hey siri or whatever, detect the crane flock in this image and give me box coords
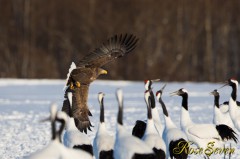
[25,77,240,159]
[24,30,239,159]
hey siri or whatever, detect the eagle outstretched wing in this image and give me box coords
[63,33,139,133]
[77,34,139,68]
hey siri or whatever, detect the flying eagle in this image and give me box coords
[62,34,139,133]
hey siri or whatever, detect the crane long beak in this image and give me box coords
[160,83,167,92]
[151,79,160,82]
[40,116,51,123]
[170,90,179,96]
[218,81,229,89]
[209,91,214,95]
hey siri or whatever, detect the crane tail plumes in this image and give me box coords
[132,120,147,139]
[216,124,238,143]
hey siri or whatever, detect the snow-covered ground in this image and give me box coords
[0,79,239,159]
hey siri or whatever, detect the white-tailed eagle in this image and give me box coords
[62,34,139,133]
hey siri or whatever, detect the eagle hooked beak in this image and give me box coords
[99,69,108,75]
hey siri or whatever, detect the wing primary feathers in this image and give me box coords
[126,34,135,46]
[113,34,117,49]
[126,38,139,53]
[119,34,123,43]
[127,44,137,54]
[100,44,110,54]
[115,35,120,49]
[108,37,113,51]
[125,34,133,45]
[77,33,139,67]
[121,34,128,45]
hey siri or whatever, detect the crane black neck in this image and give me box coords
[231,84,237,101]
[100,98,105,123]
[158,97,169,117]
[214,95,220,108]
[181,93,188,111]
[146,97,153,120]
[149,91,156,109]
[51,120,56,140]
[56,119,65,143]
[117,104,123,125]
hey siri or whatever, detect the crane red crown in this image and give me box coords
[144,80,149,84]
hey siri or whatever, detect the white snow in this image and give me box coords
[0,78,239,159]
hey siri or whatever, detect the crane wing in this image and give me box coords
[188,124,220,140]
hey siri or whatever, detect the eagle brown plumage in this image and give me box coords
[62,34,139,133]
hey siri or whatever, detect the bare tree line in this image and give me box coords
[0,0,239,82]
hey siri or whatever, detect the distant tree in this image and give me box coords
[0,0,239,81]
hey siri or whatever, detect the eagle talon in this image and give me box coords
[75,81,81,88]
[70,82,74,90]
